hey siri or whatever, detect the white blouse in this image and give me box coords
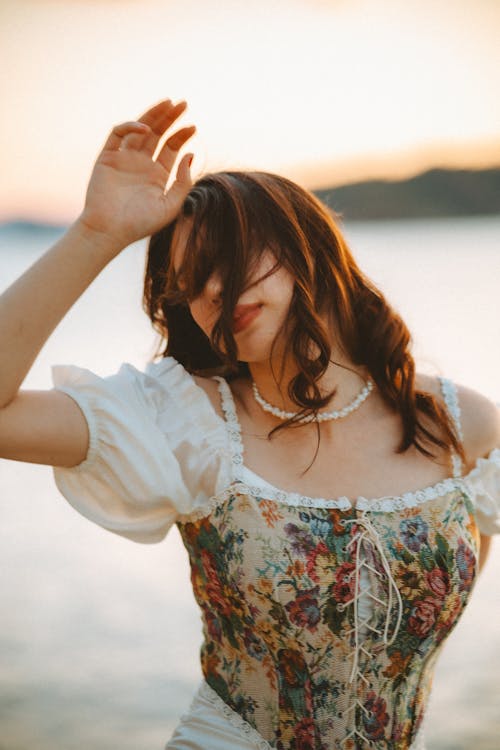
[51,356,500,542]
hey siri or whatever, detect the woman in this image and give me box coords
[1,98,499,750]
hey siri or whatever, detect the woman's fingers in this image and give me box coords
[155,125,197,172]
[123,99,189,154]
[102,99,196,179]
[102,121,151,153]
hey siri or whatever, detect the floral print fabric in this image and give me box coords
[178,481,479,749]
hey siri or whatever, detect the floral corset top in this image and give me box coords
[177,376,481,750]
[51,359,500,750]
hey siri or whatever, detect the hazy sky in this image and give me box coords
[1,0,499,223]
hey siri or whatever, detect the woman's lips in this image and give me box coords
[233,304,262,333]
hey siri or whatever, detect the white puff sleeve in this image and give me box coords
[51,357,231,543]
[463,448,500,535]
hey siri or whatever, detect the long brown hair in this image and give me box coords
[143,170,465,472]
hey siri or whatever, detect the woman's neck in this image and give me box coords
[246,355,372,421]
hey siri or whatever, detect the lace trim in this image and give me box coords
[199,680,273,750]
[438,376,464,442]
[438,376,464,478]
[213,376,245,467]
[207,376,465,515]
[177,476,466,524]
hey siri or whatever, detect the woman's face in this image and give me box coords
[170,219,296,364]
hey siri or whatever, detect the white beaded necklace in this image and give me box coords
[251,376,374,423]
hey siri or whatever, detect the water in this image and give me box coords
[0,217,499,750]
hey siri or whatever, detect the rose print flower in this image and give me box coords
[306,541,335,584]
[426,567,450,600]
[399,516,429,552]
[408,597,439,638]
[333,562,356,604]
[292,717,317,750]
[285,586,321,630]
[456,538,476,592]
[362,691,389,740]
[395,561,424,599]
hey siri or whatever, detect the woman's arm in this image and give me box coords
[0,98,195,467]
[0,221,121,409]
[0,221,125,467]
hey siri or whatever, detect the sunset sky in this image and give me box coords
[1,0,499,224]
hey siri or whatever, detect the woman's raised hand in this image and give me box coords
[77,98,196,251]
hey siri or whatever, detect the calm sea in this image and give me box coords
[0,217,499,750]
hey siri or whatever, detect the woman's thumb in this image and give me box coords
[166,153,194,213]
[178,152,194,184]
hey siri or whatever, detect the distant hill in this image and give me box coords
[314,167,500,221]
[0,220,68,236]
[1,167,499,233]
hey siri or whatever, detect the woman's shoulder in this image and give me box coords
[191,374,225,421]
[415,371,500,472]
[144,357,230,428]
[452,380,500,469]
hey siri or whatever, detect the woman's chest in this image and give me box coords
[237,416,453,502]
[179,489,480,644]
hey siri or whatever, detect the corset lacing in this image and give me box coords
[339,511,404,746]
[209,374,464,748]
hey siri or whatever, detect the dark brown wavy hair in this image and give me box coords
[143,170,465,472]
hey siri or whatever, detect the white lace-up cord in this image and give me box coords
[342,513,403,681]
[339,512,404,747]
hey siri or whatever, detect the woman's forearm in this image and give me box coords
[0,100,195,410]
[0,219,123,408]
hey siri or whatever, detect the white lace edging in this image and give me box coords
[355,478,463,512]
[213,375,245,457]
[180,375,466,518]
[176,476,466,524]
[199,680,273,750]
[207,374,496,518]
[438,376,464,443]
[438,376,464,479]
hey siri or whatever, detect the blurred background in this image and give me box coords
[0,1,499,748]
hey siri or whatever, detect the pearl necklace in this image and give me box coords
[251,377,374,423]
